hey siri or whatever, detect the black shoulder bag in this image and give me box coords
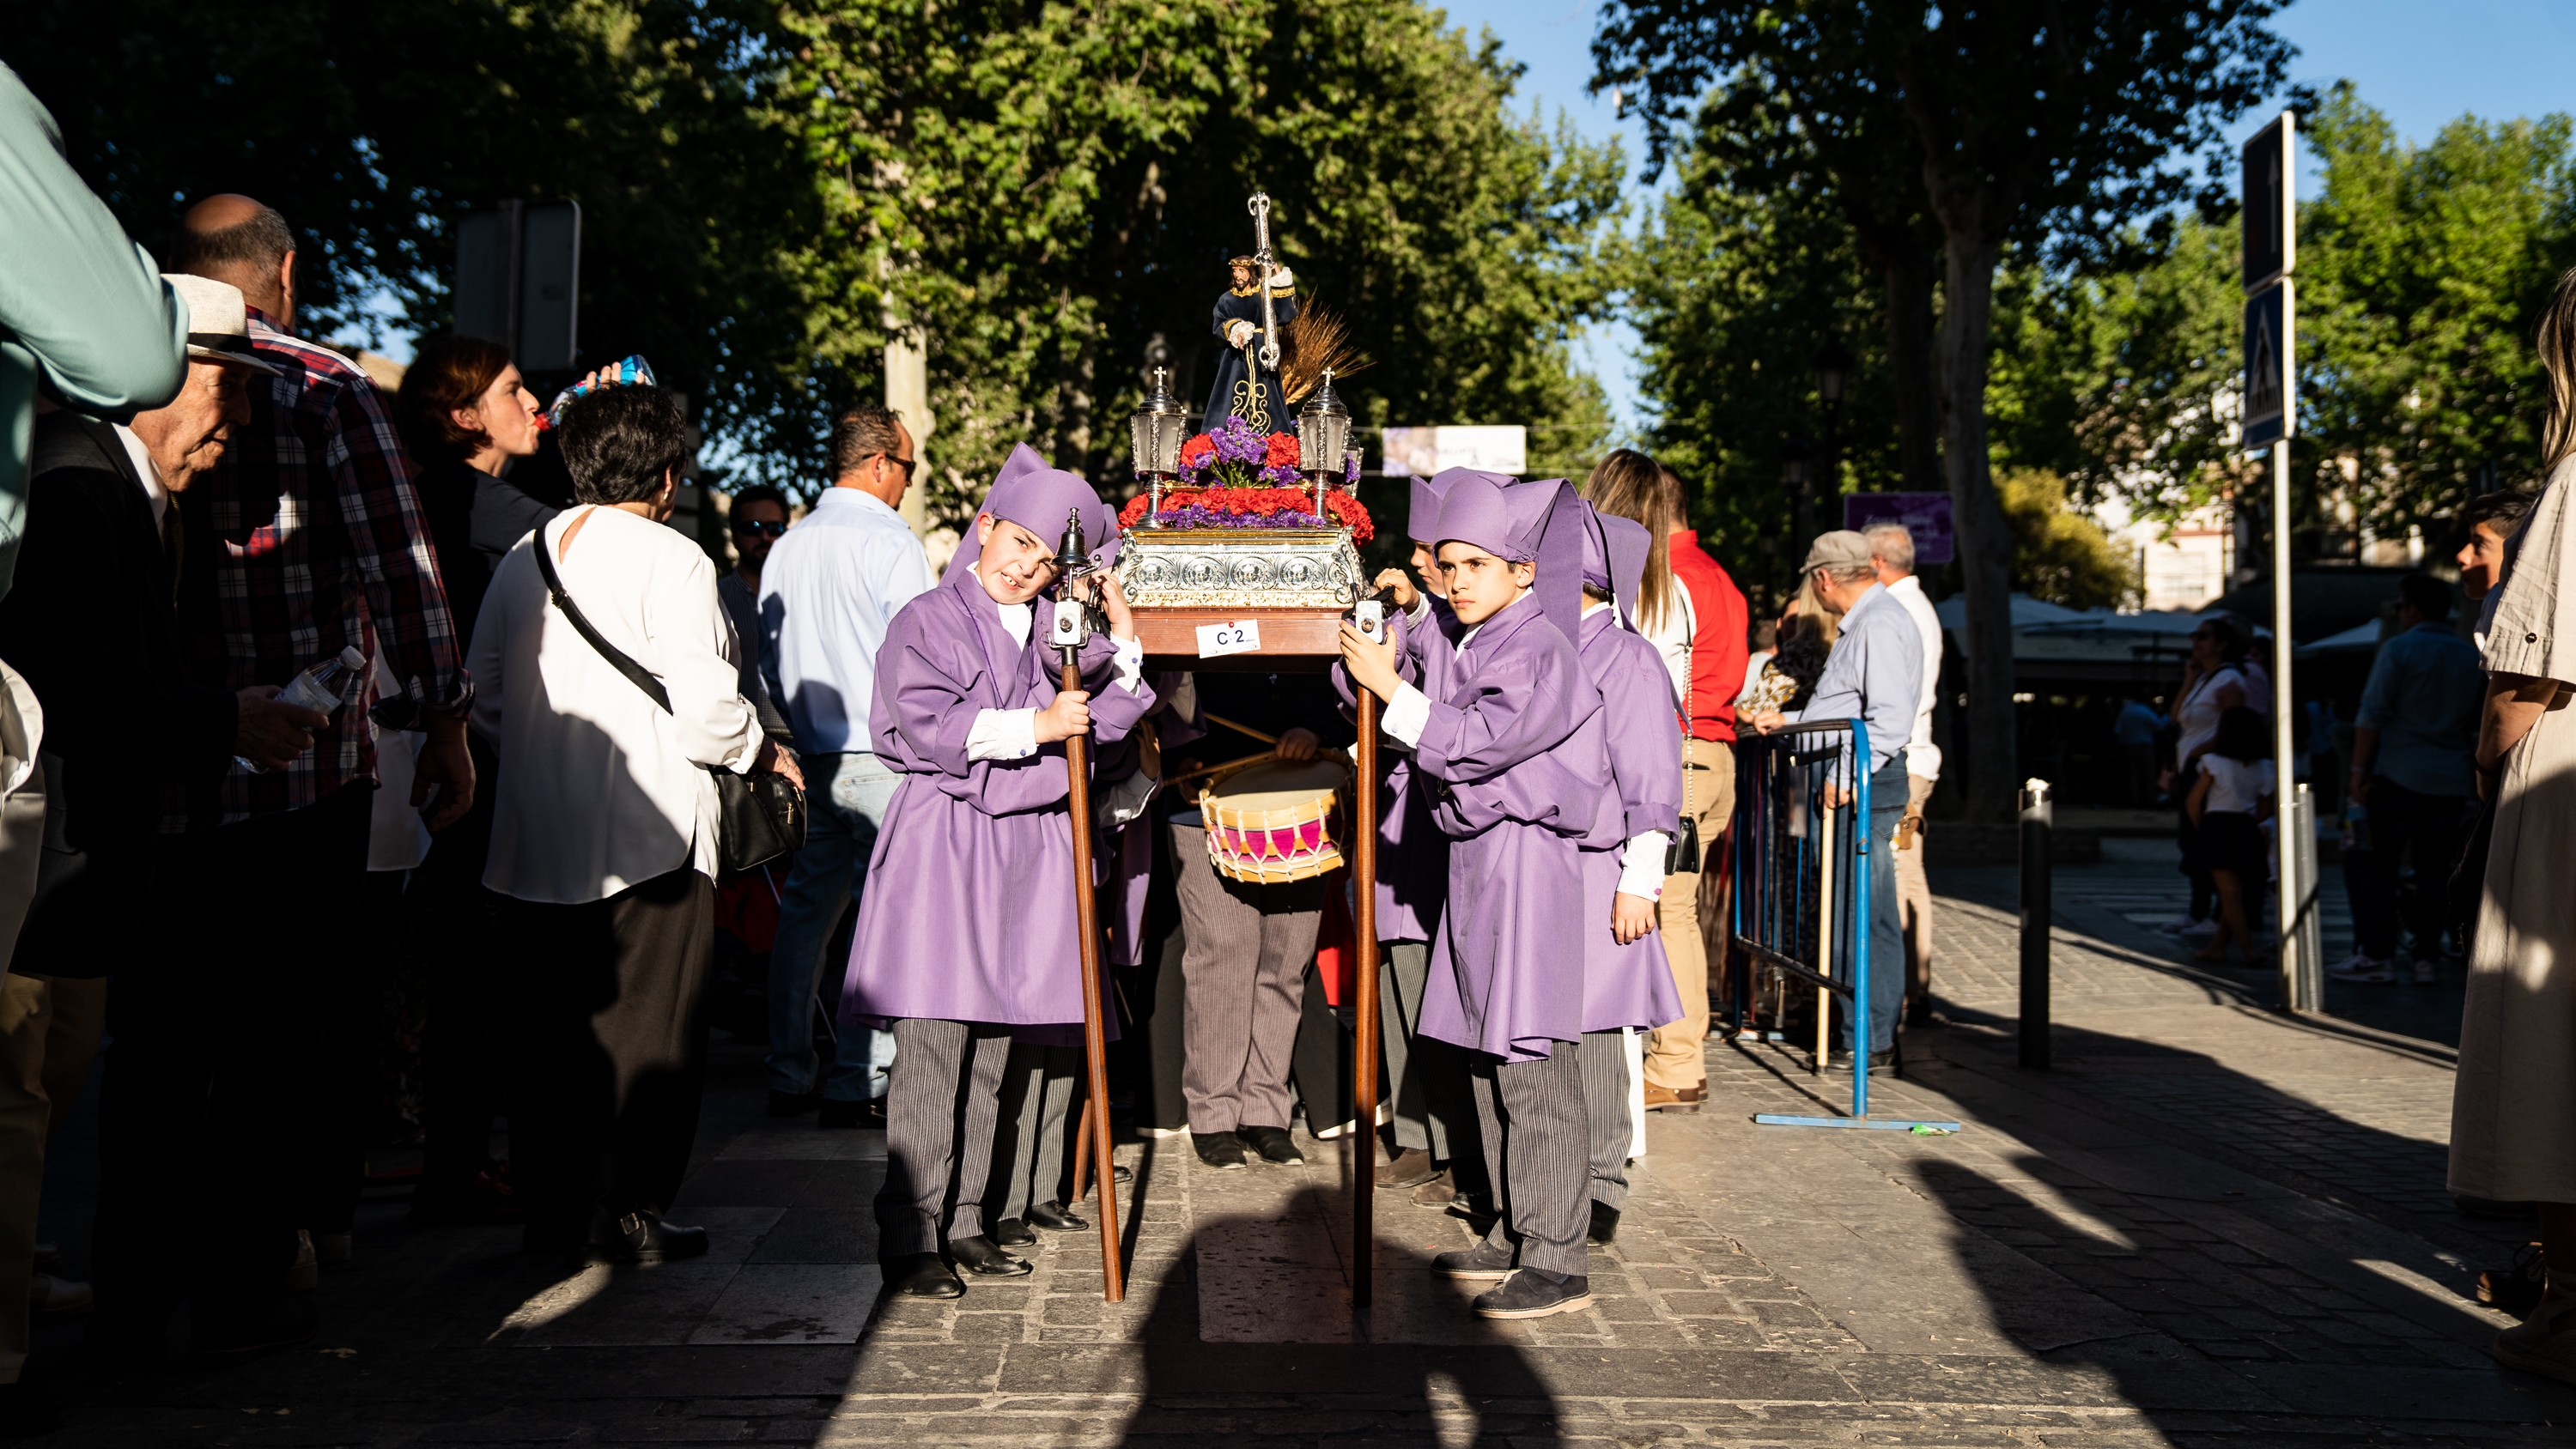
[532,535,806,876]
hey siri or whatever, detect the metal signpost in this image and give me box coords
[2241,112,2313,1012]
[455,200,582,372]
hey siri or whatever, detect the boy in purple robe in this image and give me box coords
[1571,504,1686,1247]
[1337,473,1610,1320]
[843,445,1156,1300]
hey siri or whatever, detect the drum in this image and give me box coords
[1200,759,1348,885]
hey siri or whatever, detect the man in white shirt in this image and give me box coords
[755,406,933,1125]
[1864,523,1942,1025]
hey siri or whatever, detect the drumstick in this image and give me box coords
[1163,749,1276,788]
[1200,712,1279,745]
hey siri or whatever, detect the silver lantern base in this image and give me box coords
[1114,528,1364,609]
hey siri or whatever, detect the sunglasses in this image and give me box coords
[732,518,787,538]
[877,452,917,481]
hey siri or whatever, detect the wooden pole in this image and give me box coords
[1060,652,1124,1303]
[1351,690,1381,1306]
[1069,1093,1095,1207]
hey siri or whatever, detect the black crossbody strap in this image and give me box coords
[532,523,672,714]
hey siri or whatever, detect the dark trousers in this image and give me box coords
[1469,1045,1589,1276]
[1170,822,1321,1134]
[418,729,507,1201]
[877,1018,1013,1257]
[987,1042,1078,1222]
[2353,777,2471,961]
[501,867,716,1246]
[95,783,371,1337]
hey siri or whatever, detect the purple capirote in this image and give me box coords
[942,442,1121,585]
[844,460,1156,1028]
[1401,588,1609,1061]
[1409,465,1512,543]
[1574,600,1685,1034]
[1434,475,1587,645]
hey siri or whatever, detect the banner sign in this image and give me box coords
[1842,492,1954,565]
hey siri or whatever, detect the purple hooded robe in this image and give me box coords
[1400,476,1609,1062]
[841,450,1156,1026]
[1573,506,1686,1034]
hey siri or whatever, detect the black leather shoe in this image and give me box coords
[191,1295,319,1367]
[992,1217,1037,1246]
[1431,1240,1515,1280]
[592,1209,710,1265]
[885,1252,963,1299]
[1588,1200,1621,1246]
[769,1089,820,1118]
[1242,1125,1306,1166]
[1192,1131,1247,1170]
[1027,1199,1090,1232]
[817,1097,868,1130]
[946,1235,1032,1277]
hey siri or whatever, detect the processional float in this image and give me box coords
[1064,191,1391,1306]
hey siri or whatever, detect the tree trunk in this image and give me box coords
[1879,249,1944,494]
[1933,226,2016,822]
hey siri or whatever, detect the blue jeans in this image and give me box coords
[767,752,900,1101]
[1833,753,1909,1055]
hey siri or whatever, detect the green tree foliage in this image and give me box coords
[1996,470,2137,609]
[3,0,1619,506]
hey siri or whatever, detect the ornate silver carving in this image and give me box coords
[1115,528,1363,609]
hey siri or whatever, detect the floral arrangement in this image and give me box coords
[1118,486,1374,544]
[1176,414,1305,488]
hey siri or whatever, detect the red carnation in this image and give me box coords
[1179,434,1217,469]
[1263,433,1301,470]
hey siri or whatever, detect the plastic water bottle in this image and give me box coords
[236,646,365,773]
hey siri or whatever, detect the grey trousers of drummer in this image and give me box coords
[1577,1028,1631,1210]
[989,1042,1078,1223]
[1170,822,1322,1135]
[877,1018,1013,1258]
[1470,1043,1590,1276]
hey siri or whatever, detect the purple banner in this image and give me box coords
[1842,493,1954,565]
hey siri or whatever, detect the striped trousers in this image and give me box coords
[1469,1043,1590,1276]
[988,1042,1078,1223]
[875,1018,1013,1258]
[1578,1028,1632,1210]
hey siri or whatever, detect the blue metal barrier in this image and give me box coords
[1728,718,1960,1134]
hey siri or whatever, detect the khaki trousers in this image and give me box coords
[1895,774,1936,1007]
[1645,738,1735,1090]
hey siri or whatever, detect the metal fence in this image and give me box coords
[1727,718,1959,1133]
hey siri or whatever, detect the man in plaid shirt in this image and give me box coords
[90,196,476,1367]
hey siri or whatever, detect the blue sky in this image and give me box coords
[1439,0,2576,437]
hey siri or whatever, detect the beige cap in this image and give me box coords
[163,274,283,376]
[1800,529,1874,573]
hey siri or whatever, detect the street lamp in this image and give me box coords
[1129,367,1188,527]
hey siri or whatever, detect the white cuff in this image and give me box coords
[1618,832,1670,899]
[1405,595,1432,626]
[1095,764,1158,828]
[1109,634,1144,694]
[966,707,1038,761]
[1381,682,1431,749]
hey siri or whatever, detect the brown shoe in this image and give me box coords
[1378,1147,1438,1190]
[1411,1167,1460,1208]
[1643,1082,1704,1114]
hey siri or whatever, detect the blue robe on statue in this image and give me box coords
[1204,273,1297,433]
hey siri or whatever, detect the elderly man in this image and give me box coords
[757,405,933,1124]
[1862,522,1943,1023]
[1753,530,1922,1071]
[17,277,349,1369]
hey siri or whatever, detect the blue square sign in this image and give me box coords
[2243,278,2293,449]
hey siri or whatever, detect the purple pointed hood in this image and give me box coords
[1434,474,1585,643]
[1408,465,1514,545]
[944,442,1121,587]
[1579,505,1653,630]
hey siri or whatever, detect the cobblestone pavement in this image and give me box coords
[23,845,2576,1446]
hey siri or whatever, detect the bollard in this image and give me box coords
[2018,779,2051,1070]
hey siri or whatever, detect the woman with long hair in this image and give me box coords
[2455,264,2576,1384]
[1580,449,1751,1115]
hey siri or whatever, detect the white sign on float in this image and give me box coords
[1379,426,1527,478]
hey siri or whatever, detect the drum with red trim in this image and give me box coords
[1200,759,1348,884]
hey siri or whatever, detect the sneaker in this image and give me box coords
[1431,1240,1516,1280]
[2178,917,2218,939]
[1471,1268,1595,1319]
[2325,952,2395,983]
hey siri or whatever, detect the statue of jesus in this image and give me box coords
[1204,254,1297,433]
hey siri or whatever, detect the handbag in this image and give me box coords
[532,533,806,876]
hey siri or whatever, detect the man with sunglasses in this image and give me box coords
[756,406,932,1126]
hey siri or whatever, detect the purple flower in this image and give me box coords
[1146,505,1327,531]
[1342,453,1361,487]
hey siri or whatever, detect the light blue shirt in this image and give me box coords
[757,488,935,754]
[2354,620,2482,797]
[1805,582,1924,774]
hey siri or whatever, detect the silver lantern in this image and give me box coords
[1129,367,1189,527]
[1295,368,1351,522]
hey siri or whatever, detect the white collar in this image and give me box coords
[111,423,167,530]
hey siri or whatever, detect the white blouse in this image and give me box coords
[470,506,763,904]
